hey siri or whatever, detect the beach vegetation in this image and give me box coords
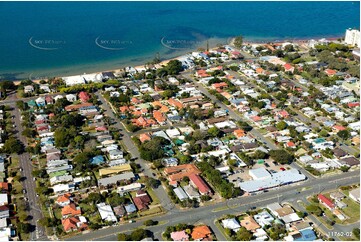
[233,35,243,48]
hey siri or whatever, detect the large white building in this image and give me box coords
[345,28,360,47]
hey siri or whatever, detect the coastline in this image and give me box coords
[6,34,344,85]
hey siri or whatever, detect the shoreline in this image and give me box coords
[6,34,344,85]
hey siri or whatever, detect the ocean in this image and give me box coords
[0,1,359,80]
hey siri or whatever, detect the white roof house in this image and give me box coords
[221,218,241,232]
[165,129,180,139]
[52,183,75,194]
[96,203,117,222]
[0,194,8,206]
[65,94,77,102]
[254,210,274,227]
[173,187,188,201]
[281,213,301,224]
[349,187,360,203]
[117,183,142,195]
[63,73,103,86]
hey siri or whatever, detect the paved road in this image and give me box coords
[182,71,315,181]
[96,91,174,211]
[292,200,338,240]
[68,170,360,241]
[7,97,46,240]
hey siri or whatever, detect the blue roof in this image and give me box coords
[124,204,137,213]
[295,229,317,241]
[90,155,105,165]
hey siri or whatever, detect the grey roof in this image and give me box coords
[239,169,306,193]
[173,187,188,201]
[98,172,135,187]
[250,168,271,180]
[124,204,137,213]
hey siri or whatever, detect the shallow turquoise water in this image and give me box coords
[0,1,359,80]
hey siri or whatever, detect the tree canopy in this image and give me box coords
[269,149,293,164]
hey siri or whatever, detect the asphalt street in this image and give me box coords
[6,97,46,240]
[96,91,173,211]
[68,170,359,241]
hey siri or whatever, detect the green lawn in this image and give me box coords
[340,198,360,224]
[139,206,163,217]
[147,188,160,205]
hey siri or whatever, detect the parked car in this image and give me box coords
[280,167,286,171]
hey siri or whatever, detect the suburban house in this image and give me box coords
[318,194,335,210]
[189,174,212,196]
[170,230,189,241]
[61,203,81,218]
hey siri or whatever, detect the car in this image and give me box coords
[22,189,27,194]
[129,220,135,223]
[270,170,276,173]
[152,173,156,176]
[33,177,36,181]
[36,194,39,197]
[280,167,286,171]
[265,163,270,167]
[19,167,23,171]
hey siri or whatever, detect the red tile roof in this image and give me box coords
[61,203,81,217]
[0,182,9,192]
[348,102,360,108]
[191,225,212,240]
[189,174,212,195]
[57,193,71,204]
[325,69,337,76]
[139,133,151,143]
[333,125,346,131]
[78,91,90,103]
[153,110,166,123]
[65,102,92,112]
[168,98,183,109]
[284,63,293,70]
[212,82,228,89]
[318,194,335,209]
[62,217,79,232]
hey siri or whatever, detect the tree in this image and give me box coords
[165,60,184,75]
[54,127,74,147]
[337,130,350,140]
[296,211,306,218]
[235,227,253,241]
[74,135,85,149]
[276,121,288,130]
[306,204,322,216]
[319,129,329,137]
[146,177,160,189]
[143,220,157,226]
[207,127,221,138]
[3,137,24,154]
[269,150,293,164]
[117,233,130,241]
[17,222,31,234]
[16,101,26,110]
[353,228,360,240]
[253,150,268,159]
[200,195,211,202]
[130,229,150,241]
[340,165,350,172]
[22,128,36,138]
[284,44,295,52]
[233,35,243,49]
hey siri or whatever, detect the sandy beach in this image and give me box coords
[9,35,344,86]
